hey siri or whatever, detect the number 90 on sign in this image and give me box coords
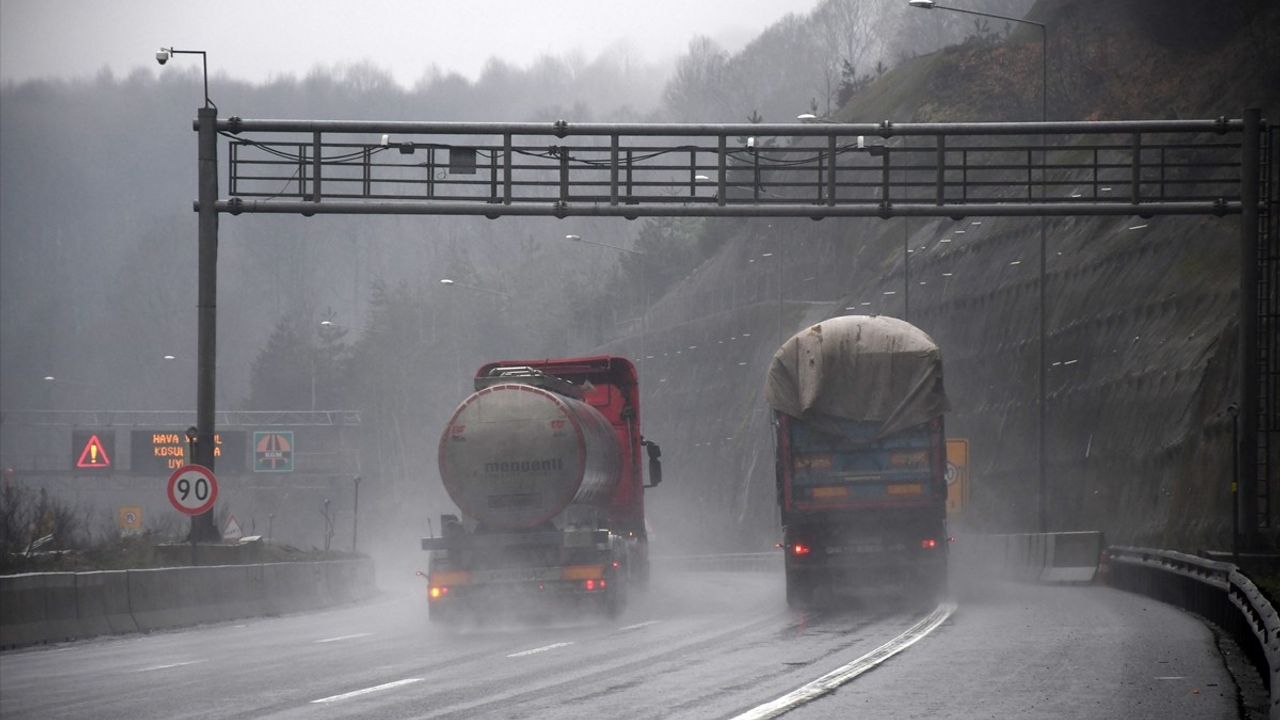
[167,464,219,515]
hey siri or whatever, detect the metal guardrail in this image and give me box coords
[1106,546,1280,717]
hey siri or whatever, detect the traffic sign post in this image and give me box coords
[169,463,218,565]
[118,505,143,535]
[167,464,219,515]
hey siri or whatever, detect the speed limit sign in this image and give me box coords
[167,464,218,515]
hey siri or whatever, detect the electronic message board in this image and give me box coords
[129,430,246,474]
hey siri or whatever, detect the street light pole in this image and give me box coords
[910,0,1049,532]
[193,102,220,543]
[159,45,220,542]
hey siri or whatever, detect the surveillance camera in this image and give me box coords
[380,134,390,146]
[156,49,169,65]
[747,137,755,149]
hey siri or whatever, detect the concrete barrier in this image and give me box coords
[262,562,327,615]
[40,573,80,643]
[74,570,137,637]
[1,558,375,649]
[128,565,270,632]
[951,531,1103,584]
[1040,531,1105,584]
[0,574,51,647]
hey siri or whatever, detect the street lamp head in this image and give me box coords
[155,47,170,65]
[565,234,581,242]
[163,354,177,360]
[440,278,455,286]
[43,375,55,382]
[796,113,817,122]
[908,0,936,8]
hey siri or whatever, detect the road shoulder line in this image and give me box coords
[731,601,957,720]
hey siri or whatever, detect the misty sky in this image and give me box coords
[2,0,818,87]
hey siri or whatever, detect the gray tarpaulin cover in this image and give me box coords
[766,315,950,437]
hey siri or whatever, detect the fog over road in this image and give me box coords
[0,570,1240,719]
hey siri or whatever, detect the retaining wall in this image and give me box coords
[0,559,376,649]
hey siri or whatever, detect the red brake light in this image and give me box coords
[921,538,938,550]
[792,543,812,556]
[429,586,448,599]
[585,579,596,591]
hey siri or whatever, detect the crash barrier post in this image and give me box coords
[0,558,375,649]
[1105,546,1280,717]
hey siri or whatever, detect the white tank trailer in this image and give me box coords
[438,383,622,531]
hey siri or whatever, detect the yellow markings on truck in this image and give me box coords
[560,565,605,581]
[811,486,850,498]
[886,483,924,496]
[430,571,473,586]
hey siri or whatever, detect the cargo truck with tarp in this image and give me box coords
[421,356,662,620]
[767,315,950,607]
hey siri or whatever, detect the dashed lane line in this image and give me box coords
[135,660,206,672]
[618,621,661,632]
[730,601,958,720]
[507,642,573,658]
[310,678,424,704]
[314,633,374,644]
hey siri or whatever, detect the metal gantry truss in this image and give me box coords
[194,112,1274,536]
[217,117,1245,219]
[0,410,362,428]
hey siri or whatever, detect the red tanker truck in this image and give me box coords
[421,356,662,620]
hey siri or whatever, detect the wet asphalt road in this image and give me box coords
[0,569,1243,719]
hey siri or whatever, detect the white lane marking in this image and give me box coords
[1155,676,1187,680]
[136,660,205,672]
[315,632,373,644]
[310,678,423,704]
[731,602,957,720]
[507,641,573,658]
[618,620,661,632]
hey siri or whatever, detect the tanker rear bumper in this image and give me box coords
[426,561,625,619]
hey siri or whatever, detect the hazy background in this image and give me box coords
[8,0,1270,568]
[1,0,817,89]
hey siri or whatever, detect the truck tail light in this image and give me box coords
[429,586,449,600]
[792,543,812,556]
[584,578,606,592]
[920,538,938,550]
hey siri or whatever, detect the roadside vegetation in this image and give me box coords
[0,482,354,575]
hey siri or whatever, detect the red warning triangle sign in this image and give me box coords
[76,434,113,468]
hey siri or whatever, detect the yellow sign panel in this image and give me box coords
[118,505,143,530]
[945,439,970,514]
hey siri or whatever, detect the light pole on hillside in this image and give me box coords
[565,234,649,370]
[910,0,1050,533]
